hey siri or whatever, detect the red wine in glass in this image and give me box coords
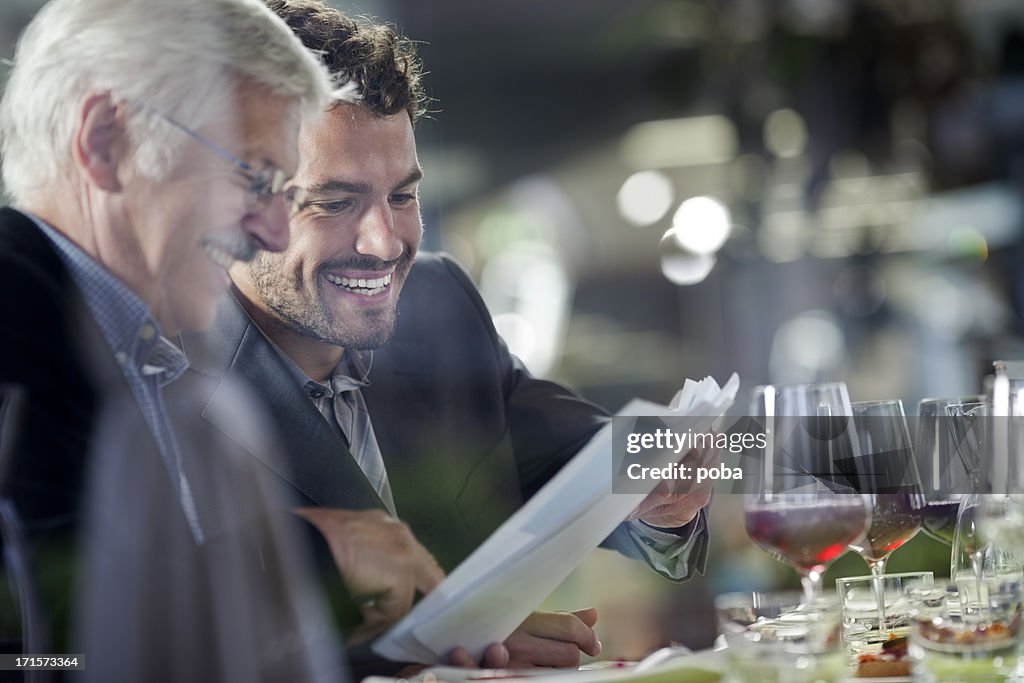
[849,399,924,638]
[745,501,868,575]
[747,382,868,605]
[847,494,922,561]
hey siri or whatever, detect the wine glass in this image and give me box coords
[914,396,986,549]
[919,394,1019,630]
[977,363,1024,557]
[956,377,1023,618]
[943,401,998,593]
[846,399,923,637]
[952,492,1021,620]
[744,383,870,606]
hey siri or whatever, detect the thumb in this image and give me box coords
[571,607,599,628]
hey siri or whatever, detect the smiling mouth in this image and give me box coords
[325,272,393,296]
[203,243,237,272]
[202,236,256,271]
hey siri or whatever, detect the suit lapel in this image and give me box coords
[182,295,385,511]
[363,340,458,527]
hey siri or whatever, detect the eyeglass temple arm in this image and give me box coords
[132,104,252,172]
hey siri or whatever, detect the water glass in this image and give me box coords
[715,591,845,683]
[836,571,934,659]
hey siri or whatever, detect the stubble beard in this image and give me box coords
[247,252,408,350]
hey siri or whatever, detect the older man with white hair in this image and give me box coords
[0,0,345,677]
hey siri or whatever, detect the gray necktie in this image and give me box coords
[327,380,397,517]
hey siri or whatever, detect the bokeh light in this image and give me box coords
[671,196,732,255]
[616,170,675,227]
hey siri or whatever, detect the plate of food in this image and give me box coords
[850,635,910,679]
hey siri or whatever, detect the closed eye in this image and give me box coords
[243,166,288,201]
[390,192,418,207]
[305,198,355,216]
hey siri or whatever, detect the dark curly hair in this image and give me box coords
[266,0,428,124]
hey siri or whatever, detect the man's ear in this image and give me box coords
[72,92,126,192]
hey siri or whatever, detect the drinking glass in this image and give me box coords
[744,383,869,606]
[951,494,989,582]
[917,395,987,577]
[715,591,845,683]
[846,399,924,637]
[952,542,1023,618]
[836,571,933,659]
[977,362,1024,559]
[914,396,986,548]
[944,401,1013,624]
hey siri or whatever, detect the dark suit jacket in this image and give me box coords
[178,253,715,674]
[0,207,104,658]
[0,208,344,681]
[179,253,610,576]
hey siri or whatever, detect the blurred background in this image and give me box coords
[4,0,1024,662]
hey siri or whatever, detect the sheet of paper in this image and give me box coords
[363,648,727,683]
[374,374,739,664]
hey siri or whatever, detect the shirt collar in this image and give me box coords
[256,327,373,400]
[303,351,373,400]
[326,349,373,395]
[28,211,188,384]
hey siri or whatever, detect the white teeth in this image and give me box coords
[204,244,234,270]
[326,272,393,294]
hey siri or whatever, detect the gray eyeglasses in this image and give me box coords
[140,106,302,215]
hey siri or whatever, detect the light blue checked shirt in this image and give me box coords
[29,213,203,543]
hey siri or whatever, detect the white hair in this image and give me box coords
[0,0,337,202]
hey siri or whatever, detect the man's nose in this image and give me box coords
[354,202,402,262]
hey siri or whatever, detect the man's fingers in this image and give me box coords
[505,632,583,668]
[447,646,480,669]
[481,642,510,669]
[571,607,599,629]
[519,611,600,657]
[413,547,446,594]
[365,581,415,628]
[628,443,720,521]
[288,507,442,642]
[447,643,510,669]
[644,489,711,517]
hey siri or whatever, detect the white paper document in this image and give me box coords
[373,374,740,664]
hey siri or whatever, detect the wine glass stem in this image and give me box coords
[971,549,987,621]
[870,559,888,637]
[800,568,823,606]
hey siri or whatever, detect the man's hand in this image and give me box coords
[293,507,445,643]
[628,445,718,528]
[448,609,601,669]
